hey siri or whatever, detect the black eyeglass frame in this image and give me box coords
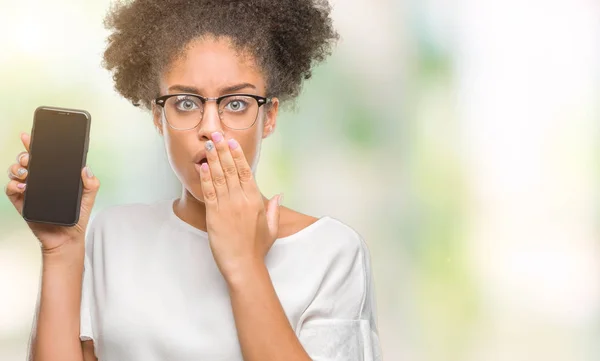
[151,93,272,131]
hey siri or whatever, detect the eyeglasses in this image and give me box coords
[151,93,271,131]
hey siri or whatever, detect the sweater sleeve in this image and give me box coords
[296,232,383,361]
[79,246,94,342]
[79,212,101,343]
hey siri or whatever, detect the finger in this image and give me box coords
[17,152,29,167]
[7,163,28,181]
[78,166,100,229]
[228,138,258,194]
[211,132,241,195]
[204,139,228,199]
[266,194,283,240]
[81,166,100,208]
[5,179,26,213]
[199,162,218,207]
[21,132,31,153]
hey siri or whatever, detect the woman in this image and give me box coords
[5,0,382,360]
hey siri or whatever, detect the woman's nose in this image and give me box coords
[197,102,223,138]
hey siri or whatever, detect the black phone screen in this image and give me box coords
[22,108,90,226]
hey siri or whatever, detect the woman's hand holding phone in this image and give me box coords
[4,132,101,256]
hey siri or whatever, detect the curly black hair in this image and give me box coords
[102,0,339,110]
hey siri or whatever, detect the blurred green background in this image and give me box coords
[1,0,599,360]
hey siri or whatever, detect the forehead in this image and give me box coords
[160,36,266,94]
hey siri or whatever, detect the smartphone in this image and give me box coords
[22,106,91,226]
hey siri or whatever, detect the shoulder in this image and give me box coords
[297,212,369,254]
[281,209,372,273]
[318,216,372,275]
[85,199,171,238]
[289,214,376,320]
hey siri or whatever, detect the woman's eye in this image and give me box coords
[224,99,248,112]
[175,98,199,111]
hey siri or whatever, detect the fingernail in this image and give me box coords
[16,168,27,177]
[205,140,215,151]
[201,162,209,172]
[228,138,239,150]
[17,153,28,163]
[17,183,26,189]
[278,193,284,205]
[85,166,94,178]
[211,132,223,143]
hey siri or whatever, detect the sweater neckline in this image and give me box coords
[165,198,330,243]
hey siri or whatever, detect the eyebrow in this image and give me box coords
[168,83,257,95]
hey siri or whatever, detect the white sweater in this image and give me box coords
[79,199,382,361]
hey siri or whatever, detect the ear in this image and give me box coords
[262,97,279,139]
[152,103,164,136]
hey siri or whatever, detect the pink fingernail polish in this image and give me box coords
[201,163,209,172]
[228,138,239,149]
[211,132,223,143]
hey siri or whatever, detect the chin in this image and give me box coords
[177,168,205,204]
[184,185,205,203]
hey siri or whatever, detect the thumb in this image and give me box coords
[79,166,100,224]
[266,193,283,238]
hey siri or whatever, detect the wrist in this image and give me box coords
[223,257,267,288]
[42,241,85,266]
